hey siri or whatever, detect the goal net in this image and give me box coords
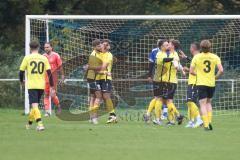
[25,15,240,120]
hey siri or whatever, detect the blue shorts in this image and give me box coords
[187,84,198,103]
[28,89,44,104]
[87,79,97,94]
[96,80,112,93]
[197,85,215,100]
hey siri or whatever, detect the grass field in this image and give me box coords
[0,109,240,160]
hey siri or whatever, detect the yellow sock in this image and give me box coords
[32,107,43,126]
[32,107,41,120]
[208,111,212,123]
[154,99,162,119]
[28,109,35,122]
[90,104,99,114]
[147,98,156,115]
[191,102,200,119]
[167,103,175,122]
[202,115,209,128]
[106,99,115,113]
[168,102,179,117]
[187,102,193,121]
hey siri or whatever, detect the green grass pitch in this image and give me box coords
[0,109,240,160]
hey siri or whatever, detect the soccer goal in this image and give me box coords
[25,15,240,118]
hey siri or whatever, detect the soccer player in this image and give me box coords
[155,39,185,125]
[19,40,54,131]
[84,39,103,124]
[95,39,117,123]
[43,42,64,117]
[190,40,223,131]
[178,43,203,128]
[149,39,169,125]
[144,39,168,123]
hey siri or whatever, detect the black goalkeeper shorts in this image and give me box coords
[28,89,44,104]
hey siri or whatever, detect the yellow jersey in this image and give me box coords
[95,52,113,80]
[155,51,179,83]
[188,69,197,85]
[19,53,51,89]
[86,50,102,80]
[190,52,221,87]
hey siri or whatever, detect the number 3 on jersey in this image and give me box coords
[203,60,211,73]
[30,61,45,74]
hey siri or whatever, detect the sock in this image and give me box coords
[44,97,50,110]
[32,107,42,120]
[90,104,99,114]
[167,103,175,122]
[52,95,60,107]
[36,118,43,127]
[202,115,209,128]
[191,102,200,119]
[208,111,212,123]
[154,99,162,119]
[106,98,115,114]
[168,102,179,118]
[28,109,34,124]
[187,102,193,121]
[147,98,156,115]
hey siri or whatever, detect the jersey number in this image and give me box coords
[203,60,211,73]
[30,61,44,74]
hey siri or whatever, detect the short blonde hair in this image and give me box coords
[200,40,211,53]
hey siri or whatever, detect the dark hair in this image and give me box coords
[191,42,200,50]
[200,40,211,53]
[92,39,101,47]
[44,42,52,47]
[170,39,181,50]
[29,40,40,50]
[158,39,168,47]
[102,39,111,44]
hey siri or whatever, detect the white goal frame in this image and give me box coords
[25,15,240,114]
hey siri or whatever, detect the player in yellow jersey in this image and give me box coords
[155,39,185,125]
[95,39,117,123]
[84,39,103,124]
[178,42,203,128]
[144,39,168,124]
[19,40,54,131]
[190,40,223,131]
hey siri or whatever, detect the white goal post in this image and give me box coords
[25,15,240,115]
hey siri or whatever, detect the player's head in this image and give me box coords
[44,42,53,54]
[200,40,211,53]
[92,39,102,52]
[190,42,200,55]
[29,40,40,52]
[169,39,181,51]
[157,39,165,48]
[102,39,111,52]
[159,39,168,51]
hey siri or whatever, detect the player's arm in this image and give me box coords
[215,57,224,80]
[172,54,185,76]
[189,57,197,76]
[56,54,65,83]
[44,58,55,95]
[147,50,156,79]
[177,50,192,62]
[19,57,27,86]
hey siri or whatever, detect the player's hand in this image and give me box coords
[83,64,89,71]
[183,66,189,73]
[182,70,186,77]
[106,72,112,76]
[50,87,56,97]
[59,75,65,86]
[147,77,153,83]
[20,80,25,87]
[178,50,187,59]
